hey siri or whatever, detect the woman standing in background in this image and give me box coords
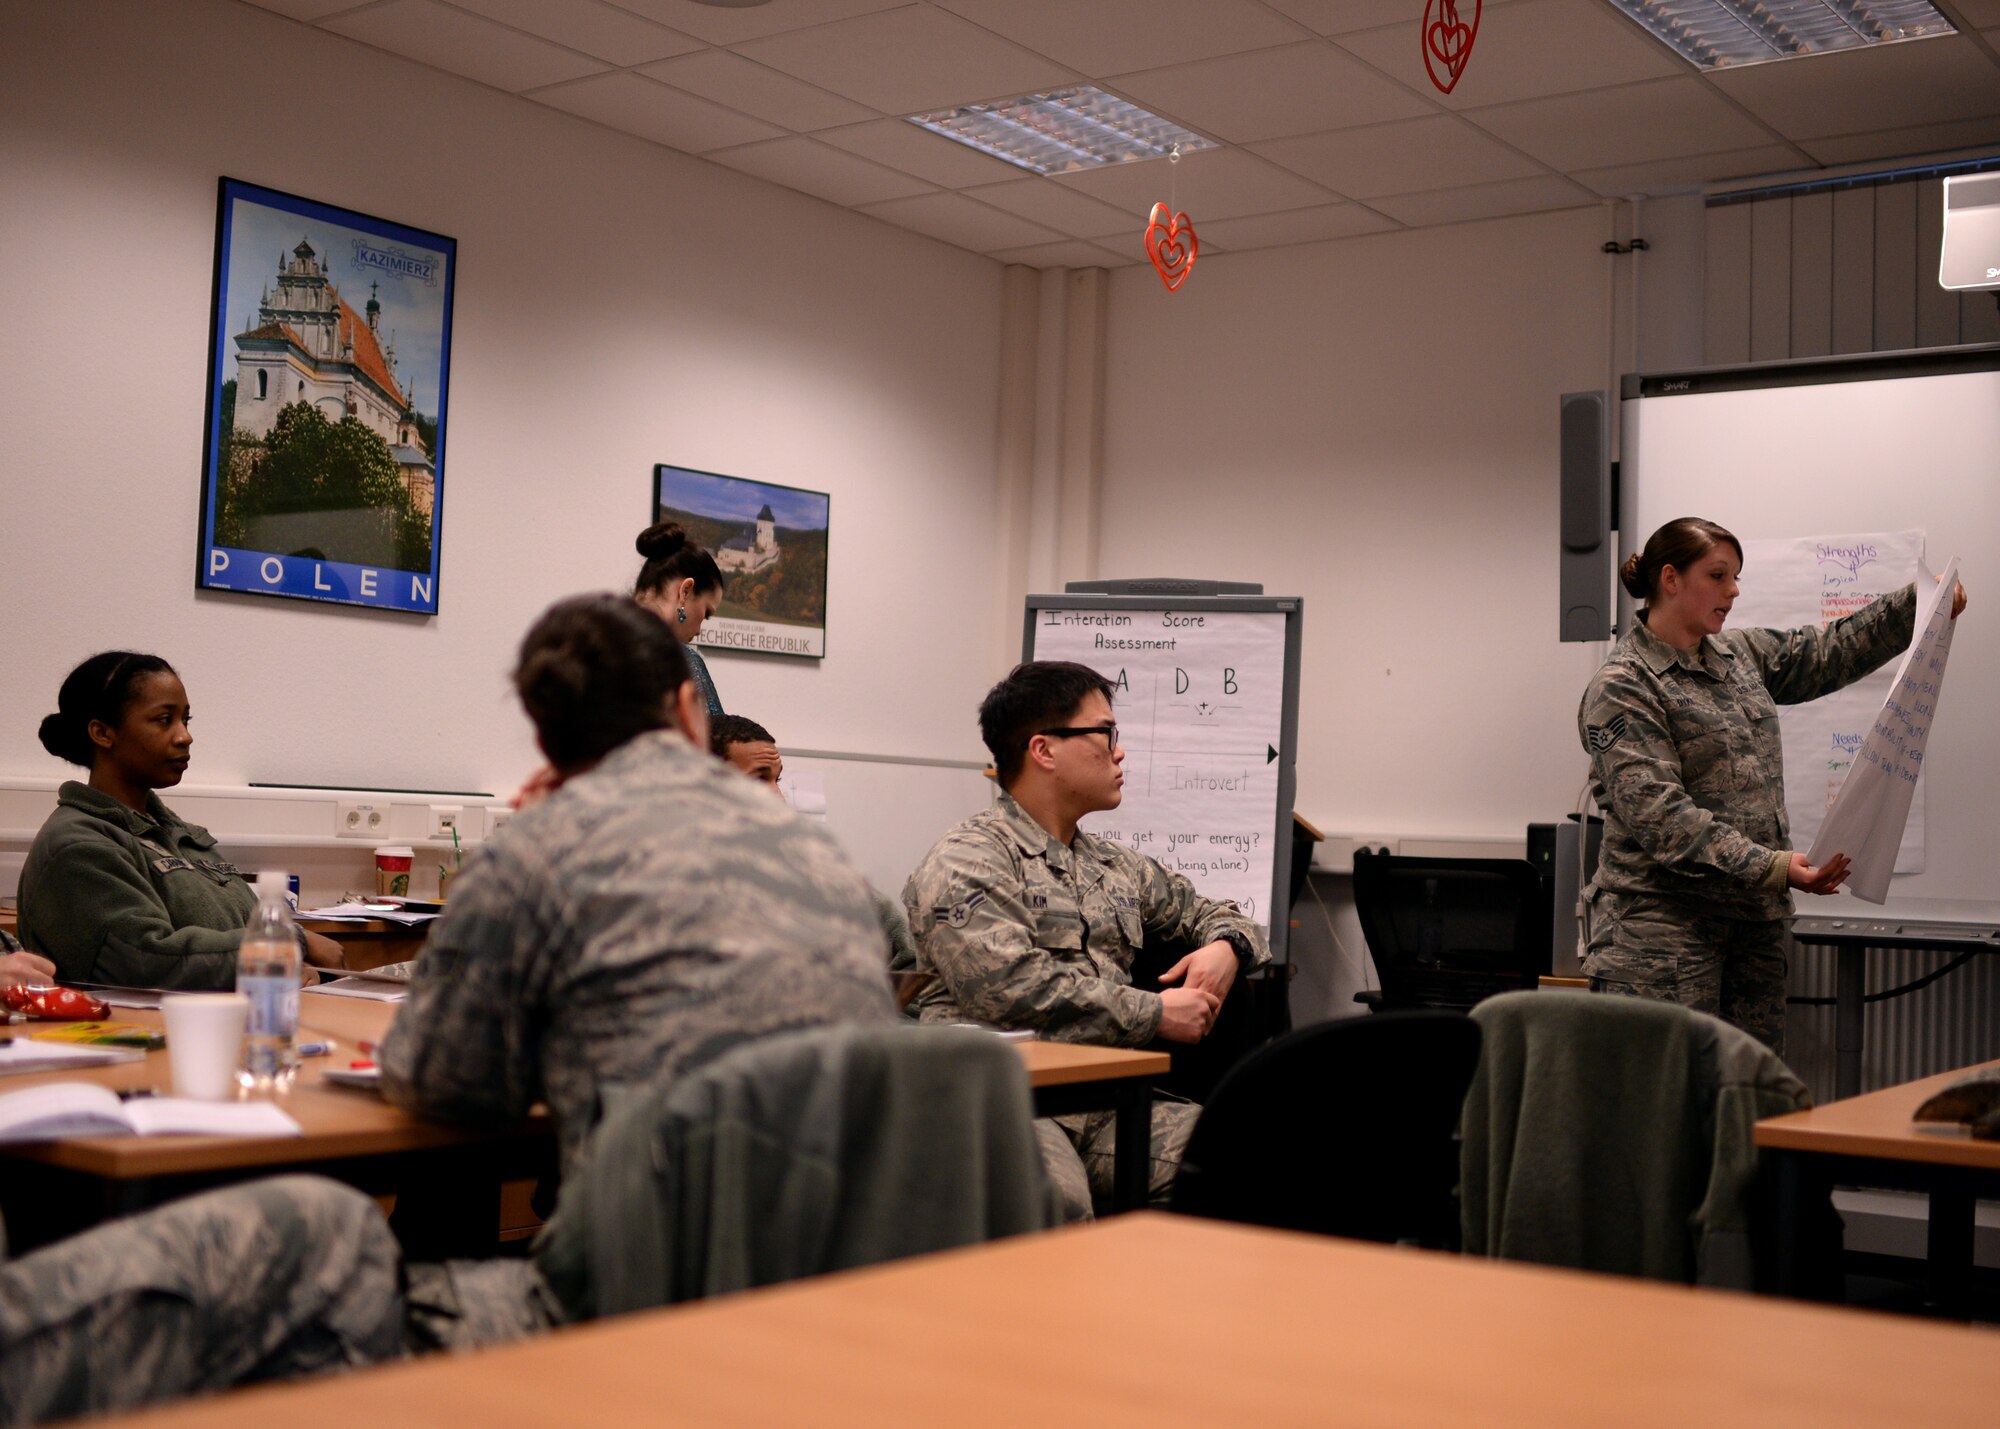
[1578,517,1965,1053]
[633,520,726,717]
[20,652,345,988]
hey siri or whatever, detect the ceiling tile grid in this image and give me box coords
[241,0,2000,267]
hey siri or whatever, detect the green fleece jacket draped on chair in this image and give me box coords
[1461,990,1811,1289]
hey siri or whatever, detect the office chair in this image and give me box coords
[1169,1010,1482,1247]
[1350,852,1549,1013]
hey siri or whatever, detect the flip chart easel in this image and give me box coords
[1025,584,1304,963]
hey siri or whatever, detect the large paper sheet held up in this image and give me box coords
[1733,531,1926,871]
[1807,558,1961,904]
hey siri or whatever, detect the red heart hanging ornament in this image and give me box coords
[1422,0,1481,94]
[1145,202,1199,293]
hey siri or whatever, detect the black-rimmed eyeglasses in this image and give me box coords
[1039,725,1119,748]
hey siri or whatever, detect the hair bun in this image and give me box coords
[1617,552,1647,600]
[635,520,687,561]
[38,711,82,764]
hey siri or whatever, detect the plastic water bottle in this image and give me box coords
[238,870,301,1094]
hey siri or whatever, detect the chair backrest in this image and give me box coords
[1461,990,1810,1289]
[1352,853,1550,1009]
[536,1024,1054,1319]
[1170,1010,1482,1246]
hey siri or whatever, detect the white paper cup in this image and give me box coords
[161,993,248,1101]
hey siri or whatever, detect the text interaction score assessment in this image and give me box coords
[1032,608,1286,927]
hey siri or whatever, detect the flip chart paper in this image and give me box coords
[1031,609,1285,928]
[1732,532,1926,872]
[1808,556,1960,904]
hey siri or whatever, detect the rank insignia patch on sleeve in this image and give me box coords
[1586,714,1628,752]
[941,891,987,928]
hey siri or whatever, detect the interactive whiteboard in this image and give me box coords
[1026,594,1303,961]
[1621,345,2000,902]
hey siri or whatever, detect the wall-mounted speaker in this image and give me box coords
[1558,390,1611,642]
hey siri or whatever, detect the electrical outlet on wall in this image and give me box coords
[428,805,463,841]
[336,802,387,838]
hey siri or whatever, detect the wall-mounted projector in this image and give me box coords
[1939,172,2000,292]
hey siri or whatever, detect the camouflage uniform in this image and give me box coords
[18,782,255,989]
[0,1175,402,1424]
[1579,585,1916,1052]
[903,792,1269,1218]
[381,729,896,1345]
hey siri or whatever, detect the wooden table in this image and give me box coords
[1756,1058,2000,1312]
[0,1005,1169,1242]
[298,918,429,973]
[0,997,550,1251]
[84,1212,1997,1429]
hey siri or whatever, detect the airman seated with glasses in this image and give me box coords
[902,660,1269,1219]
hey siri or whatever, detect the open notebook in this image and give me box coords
[0,1083,302,1143]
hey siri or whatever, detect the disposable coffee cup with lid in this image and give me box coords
[374,845,415,898]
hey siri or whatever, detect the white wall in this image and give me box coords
[0,0,1007,811]
[1096,210,1620,1016]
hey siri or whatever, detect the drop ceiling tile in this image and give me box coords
[860,191,1064,251]
[1798,116,2000,165]
[817,117,1028,186]
[935,0,1307,76]
[1051,146,1337,219]
[1368,172,1597,225]
[1332,0,1683,110]
[1252,114,1547,197]
[1467,77,1779,171]
[323,0,608,91]
[1263,0,1519,37]
[957,179,1137,238]
[988,238,1137,269]
[1571,144,1811,196]
[734,7,1077,115]
[1951,0,2000,20]
[1108,41,1435,143]
[530,71,784,151]
[444,0,701,65]
[1707,37,2000,140]
[608,0,910,47]
[240,0,370,20]
[642,49,876,129]
[708,136,936,205]
[1192,202,1402,248]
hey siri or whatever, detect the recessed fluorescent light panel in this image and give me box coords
[907,86,1217,177]
[1607,0,1954,69]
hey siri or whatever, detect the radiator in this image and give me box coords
[1785,941,2000,1103]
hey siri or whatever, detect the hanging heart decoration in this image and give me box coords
[1144,202,1198,293]
[1422,0,1481,94]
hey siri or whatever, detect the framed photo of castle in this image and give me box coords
[653,464,829,659]
[197,178,455,615]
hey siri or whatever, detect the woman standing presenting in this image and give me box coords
[20,652,346,988]
[632,520,726,717]
[1579,517,1966,1053]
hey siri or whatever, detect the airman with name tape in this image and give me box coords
[1579,516,1966,1053]
[904,661,1268,1219]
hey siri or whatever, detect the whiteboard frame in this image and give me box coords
[1023,593,1305,964]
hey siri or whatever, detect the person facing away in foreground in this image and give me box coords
[903,660,1270,1217]
[0,1173,402,1425]
[379,595,895,1344]
[19,652,344,988]
[1579,516,1967,1053]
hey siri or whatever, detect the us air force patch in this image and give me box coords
[941,891,987,928]
[1586,714,1628,752]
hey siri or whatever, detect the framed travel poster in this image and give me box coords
[197,177,455,614]
[654,464,830,659]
